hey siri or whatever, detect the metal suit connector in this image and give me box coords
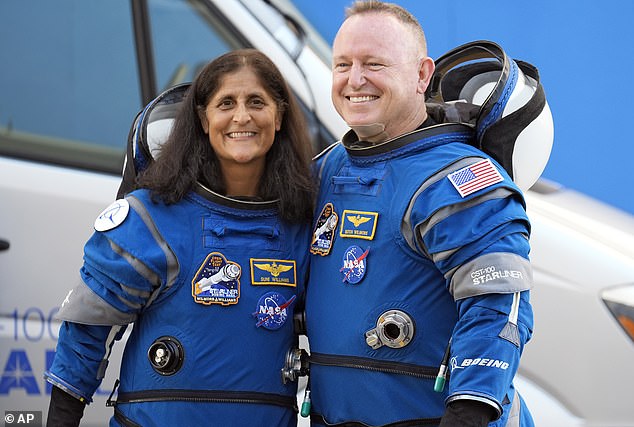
[281,348,309,384]
[365,309,415,350]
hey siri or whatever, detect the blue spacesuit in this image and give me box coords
[305,120,535,426]
[45,184,309,427]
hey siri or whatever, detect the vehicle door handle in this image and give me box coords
[0,239,9,251]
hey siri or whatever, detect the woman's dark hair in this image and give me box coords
[136,49,315,223]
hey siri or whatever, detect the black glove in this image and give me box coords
[438,399,497,427]
[46,385,86,427]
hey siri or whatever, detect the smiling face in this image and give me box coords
[331,12,434,142]
[200,67,281,173]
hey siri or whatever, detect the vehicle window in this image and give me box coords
[0,0,244,175]
[0,0,331,176]
[0,1,139,173]
[148,0,241,91]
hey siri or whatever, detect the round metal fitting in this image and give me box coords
[281,348,309,384]
[147,336,184,376]
[365,309,415,349]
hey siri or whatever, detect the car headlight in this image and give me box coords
[601,284,634,343]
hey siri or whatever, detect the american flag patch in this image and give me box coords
[447,158,504,197]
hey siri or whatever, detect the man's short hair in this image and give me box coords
[344,0,427,54]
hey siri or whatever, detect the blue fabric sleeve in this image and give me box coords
[410,161,534,415]
[45,321,126,403]
[447,290,533,414]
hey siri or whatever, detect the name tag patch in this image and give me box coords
[339,210,378,240]
[250,259,297,287]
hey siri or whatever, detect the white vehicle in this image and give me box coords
[518,180,634,426]
[0,1,632,426]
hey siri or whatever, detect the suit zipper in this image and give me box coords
[309,352,441,380]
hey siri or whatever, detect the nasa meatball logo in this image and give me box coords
[253,292,296,330]
[340,245,369,284]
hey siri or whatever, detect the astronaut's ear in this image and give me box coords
[275,110,282,132]
[417,56,435,95]
[199,109,209,134]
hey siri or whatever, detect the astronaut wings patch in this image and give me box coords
[250,259,297,287]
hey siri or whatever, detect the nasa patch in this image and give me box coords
[253,292,296,330]
[340,245,369,284]
[94,199,129,231]
[310,202,339,256]
[192,252,241,306]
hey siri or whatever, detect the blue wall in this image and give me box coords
[294,0,634,215]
